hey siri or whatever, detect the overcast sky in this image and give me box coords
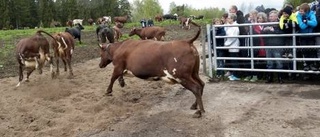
[128,0,285,14]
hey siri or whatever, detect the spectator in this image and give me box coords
[296,3,318,71]
[262,10,285,84]
[213,18,227,79]
[221,13,228,24]
[314,1,320,71]
[244,12,268,82]
[229,5,248,78]
[224,13,241,81]
[279,5,298,58]
[279,5,299,80]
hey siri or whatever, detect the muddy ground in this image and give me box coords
[1,25,320,137]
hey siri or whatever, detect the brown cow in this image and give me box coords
[155,14,163,22]
[88,18,94,25]
[113,15,128,24]
[51,32,75,78]
[113,25,122,42]
[128,26,166,41]
[66,20,73,27]
[16,30,60,87]
[98,22,205,118]
[179,17,192,30]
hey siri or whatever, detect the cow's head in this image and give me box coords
[99,43,112,68]
[128,28,137,36]
[76,23,84,30]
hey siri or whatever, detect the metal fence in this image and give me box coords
[202,22,320,78]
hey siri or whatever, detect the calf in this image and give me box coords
[51,32,75,78]
[98,23,205,118]
[65,23,84,44]
[179,17,192,30]
[16,30,59,87]
[128,26,166,41]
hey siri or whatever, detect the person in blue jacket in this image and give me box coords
[296,3,318,71]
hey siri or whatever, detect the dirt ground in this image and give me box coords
[1,25,320,137]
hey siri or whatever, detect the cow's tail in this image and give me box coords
[187,21,201,44]
[37,30,56,40]
[37,30,62,50]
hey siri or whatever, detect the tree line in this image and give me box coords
[0,0,131,29]
[2,0,304,30]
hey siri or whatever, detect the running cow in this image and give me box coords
[98,22,205,118]
[16,30,60,87]
[51,32,75,78]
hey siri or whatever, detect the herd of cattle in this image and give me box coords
[14,14,205,118]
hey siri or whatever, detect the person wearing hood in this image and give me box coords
[296,3,318,72]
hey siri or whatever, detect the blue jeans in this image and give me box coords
[216,49,227,76]
[266,49,283,69]
[228,52,239,76]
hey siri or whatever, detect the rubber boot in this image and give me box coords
[265,72,273,83]
[278,73,284,84]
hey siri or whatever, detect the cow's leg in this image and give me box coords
[26,68,35,82]
[17,65,24,87]
[181,77,205,118]
[66,57,74,78]
[106,68,123,96]
[118,75,125,87]
[78,37,82,44]
[55,54,60,76]
[62,59,67,71]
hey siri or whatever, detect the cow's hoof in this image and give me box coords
[105,93,113,96]
[190,103,197,110]
[192,110,202,118]
[119,82,125,87]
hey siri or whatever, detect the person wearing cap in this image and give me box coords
[279,5,298,59]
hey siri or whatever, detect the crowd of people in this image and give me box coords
[210,2,320,83]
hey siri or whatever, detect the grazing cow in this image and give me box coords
[179,17,192,30]
[65,23,84,44]
[51,32,75,78]
[16,30,60,87]
[97,17,106,25]
[88,18,94,25]
[72,19,83,26]
[98,22,204,118]
[155,14,163,22]
[162,14,178,20]
[103,16,112,24]
[194,15,204,20]
[113,15,128,24]
[66,20,73,27]
[128,26,166,41]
